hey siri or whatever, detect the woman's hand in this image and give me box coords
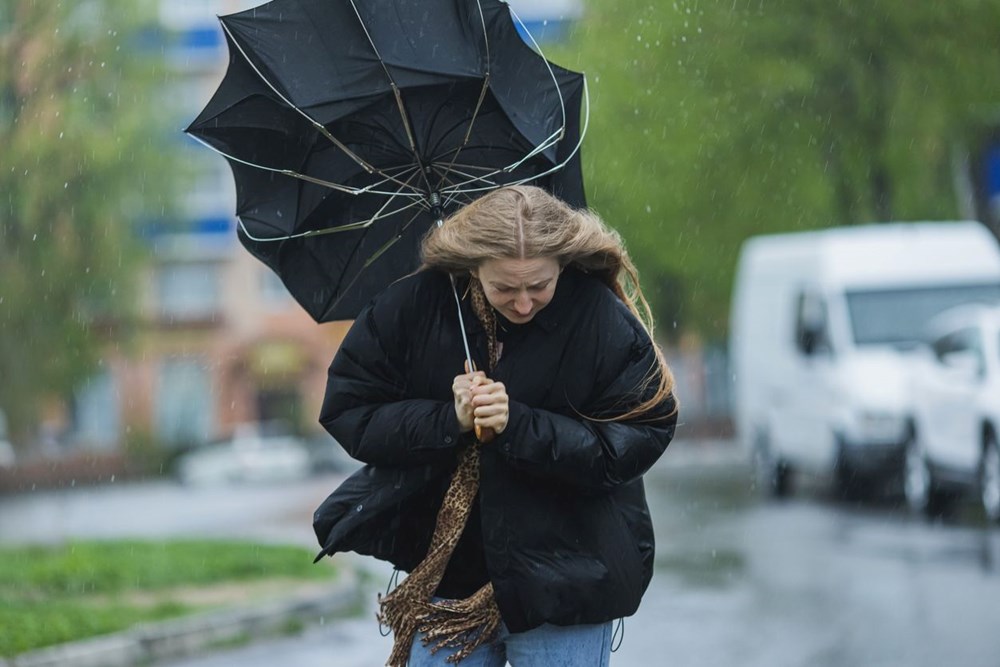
[471,379,509,435]
[453,369,486,433]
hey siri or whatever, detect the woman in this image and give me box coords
[314,185,677,666]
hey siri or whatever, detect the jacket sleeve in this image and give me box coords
[319,304,463,467]
[492,323,677,493]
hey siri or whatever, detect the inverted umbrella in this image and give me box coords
[185,0,588,322]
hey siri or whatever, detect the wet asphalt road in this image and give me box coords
[4,441,1000,666]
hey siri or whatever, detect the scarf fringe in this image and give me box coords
[378,582,500,666]
[418,584,501,661]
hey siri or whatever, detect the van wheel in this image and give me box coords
[754,435,792,498]
[903,432,951,517]
[834,440,867,501]
[903,434,931,513]
[980,434,1000,523]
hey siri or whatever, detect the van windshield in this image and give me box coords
[846,284,1000,346]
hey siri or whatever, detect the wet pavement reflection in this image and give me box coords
[617,454,1000,667]
[6,442,999,666]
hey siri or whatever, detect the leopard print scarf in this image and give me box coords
[376,277,502,666]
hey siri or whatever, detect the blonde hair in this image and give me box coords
[421,185,675,421]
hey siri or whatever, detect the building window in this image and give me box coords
[260,269,293,306]
[156,357,213,446]
[73,369,120,450]
[157,262,220,320]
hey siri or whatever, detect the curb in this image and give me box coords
[7,568,363,667]
[660,438,745,469]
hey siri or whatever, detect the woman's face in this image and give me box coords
[474,257,562,324]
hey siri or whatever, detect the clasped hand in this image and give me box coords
[452,362,509,436]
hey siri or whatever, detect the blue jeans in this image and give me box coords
[407,620,612,667]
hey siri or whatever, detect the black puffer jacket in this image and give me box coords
[314,267,676,633]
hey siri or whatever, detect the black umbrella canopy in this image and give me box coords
[186,0,587,321]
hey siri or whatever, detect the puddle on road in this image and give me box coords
[655,548,747,588]
[646,463,755,589]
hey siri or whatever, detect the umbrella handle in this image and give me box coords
[452,277,496,444]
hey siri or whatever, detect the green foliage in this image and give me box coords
[549,0,1000,337]
[0,0,182,443]
[0,540,338,655]
[1,598,190,657]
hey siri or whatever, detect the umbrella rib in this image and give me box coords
[305,167,427,238]
[430,163,499,189]
[432,167,478,209]
[505,4,568,140]
[239,162,426,243]
[432,0,493,193]
[432,75,492,194]
[323,205,427,320]
[237,197,426,242]
[187,134,424,199]
[440,177,477,208]
[430,162,510,172]
[218,20,424,197]
[443,78,590,197]
[238,162,426,242]
[347,0,435,196]
[436,5,589,197]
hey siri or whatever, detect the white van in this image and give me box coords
[729,222,1000,497]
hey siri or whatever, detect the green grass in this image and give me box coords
[0,540,337,657]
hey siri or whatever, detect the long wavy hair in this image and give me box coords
[421,185,675,421]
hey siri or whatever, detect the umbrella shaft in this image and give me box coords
[449,273,476,374]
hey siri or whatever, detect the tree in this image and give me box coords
[553,0,1000,338]
[0,0,179,446]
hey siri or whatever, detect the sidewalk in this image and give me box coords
[2,437,738,667]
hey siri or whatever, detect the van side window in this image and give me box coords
[931,327,984,373]
[795,291,832,356]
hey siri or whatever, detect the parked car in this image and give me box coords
[175,425,313,485]
[905,304,1000,520]
[730,221,1000,498]
[0,440,14,469]
[0,409,13,468]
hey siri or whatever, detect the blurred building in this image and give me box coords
[64,1,344,453]
[64,0,583,453]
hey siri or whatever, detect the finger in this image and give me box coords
[471,383,507,401]
[472,393,508,408]
[474,404,508,418]
[470,379,504,392]
[475,414,508,431]
[454,372,487,390]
